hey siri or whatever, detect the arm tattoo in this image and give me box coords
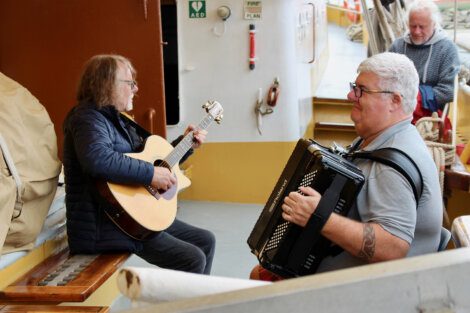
[358,224,375,261]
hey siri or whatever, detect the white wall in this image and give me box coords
[167,0,326,143]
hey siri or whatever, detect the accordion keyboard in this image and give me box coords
[265,221,290,252]
[265,170,318,252]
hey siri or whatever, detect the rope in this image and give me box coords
[346,23,363,42]
[427,144,445,195]
[416,115,455,167]
[425,143,451,227]
[425,141,455,167]
[416,117,440,141]
[417,115,455,228]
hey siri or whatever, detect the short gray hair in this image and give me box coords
[407,0,441,27]
[357,52,419,114]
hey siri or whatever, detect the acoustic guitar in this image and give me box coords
[100,101,223,240]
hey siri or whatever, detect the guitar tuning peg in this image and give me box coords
[202,101,214,111]
[215,114,223,124]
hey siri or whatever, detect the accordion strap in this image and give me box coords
[326,148,424,260]
[287,174,348,272]
[351,148,423,206]
[300,148,423,263]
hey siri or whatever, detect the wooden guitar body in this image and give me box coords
[104,136,190,240]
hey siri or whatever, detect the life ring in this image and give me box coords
[344,0,360,24]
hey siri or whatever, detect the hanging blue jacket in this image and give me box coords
[419,85,439,112]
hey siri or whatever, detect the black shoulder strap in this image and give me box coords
[119,113,152,139]
[326,148,423,259]
[351,148,423,206]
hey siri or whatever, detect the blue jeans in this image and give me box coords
[135,219,216,274]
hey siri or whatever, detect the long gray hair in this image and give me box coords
[77,54,136,107]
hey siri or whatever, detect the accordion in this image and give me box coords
[247,139,365,277]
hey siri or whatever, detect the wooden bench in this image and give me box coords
[0,249,129,304]
[0,179,131,311]
[445,166,470,192]
[0,304,109,313]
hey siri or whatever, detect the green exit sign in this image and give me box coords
[189,1,206,18]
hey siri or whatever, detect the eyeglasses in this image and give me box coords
[118,79,138,90]
[349,82,396,98]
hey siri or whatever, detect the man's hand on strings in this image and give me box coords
[184,124,207,149]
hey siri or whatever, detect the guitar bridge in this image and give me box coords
[145,185,161,199]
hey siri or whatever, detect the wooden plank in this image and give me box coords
[445,156,470,192]
[0,305,108,312]
[445,168,470,192]
[313,97,353,106]
[0,305,109,313]
[0,251,129,303]
[314,122,356,132]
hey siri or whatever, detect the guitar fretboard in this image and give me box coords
[164,114,215,167]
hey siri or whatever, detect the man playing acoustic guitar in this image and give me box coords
[63,54,215,274]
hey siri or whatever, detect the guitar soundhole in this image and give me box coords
[150,159,177,199]
[154,159,171,171]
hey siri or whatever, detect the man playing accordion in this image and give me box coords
[251,52,443,280]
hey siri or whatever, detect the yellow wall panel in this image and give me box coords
[180,141,298,203]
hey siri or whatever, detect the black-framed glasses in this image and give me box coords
[349,82,395,98]
[118,79,138,90]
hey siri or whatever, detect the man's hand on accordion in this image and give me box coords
[282,186,321,227]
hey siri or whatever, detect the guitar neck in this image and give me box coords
[164,113,215,167]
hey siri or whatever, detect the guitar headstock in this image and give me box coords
[202,101,224,124]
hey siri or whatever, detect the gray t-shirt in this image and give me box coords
[316,119,443,273]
